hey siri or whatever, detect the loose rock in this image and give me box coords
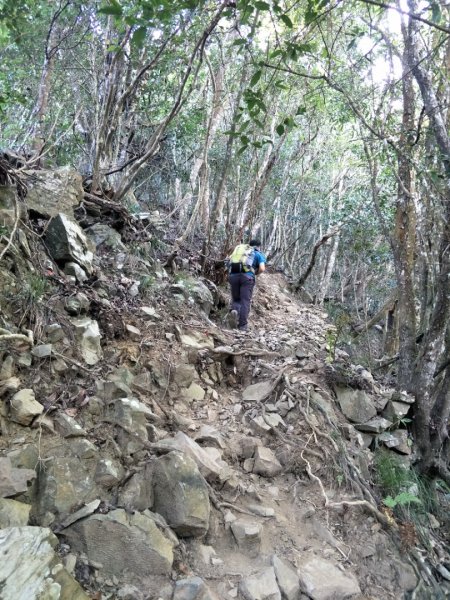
[240,567,281,600]
[271,555,300,600]
[9,389,43,425]
[253,446,283,477]
[152,451,210,537]
[297,556,361,599]
[231,519,262,558]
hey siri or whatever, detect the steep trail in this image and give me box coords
[0,195,436,599]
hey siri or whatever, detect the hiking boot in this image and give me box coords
[229,309,239,329]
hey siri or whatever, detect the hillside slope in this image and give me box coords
[0,169,448,600]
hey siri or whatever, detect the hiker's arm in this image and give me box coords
[257,263,266,274]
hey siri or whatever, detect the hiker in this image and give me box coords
[227,239,266,331]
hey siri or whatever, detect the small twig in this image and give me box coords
[51,349,93,373]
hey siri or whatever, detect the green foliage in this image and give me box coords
[374,450,437,528]
[383,492,421,509]
[140,274,155,293]
[23,273,48,303]
[325,312,351,363]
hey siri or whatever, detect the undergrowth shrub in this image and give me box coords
[374,449,441,546]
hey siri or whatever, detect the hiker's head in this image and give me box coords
[249,239,261,248]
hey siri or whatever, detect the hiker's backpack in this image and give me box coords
[229,244,256,274]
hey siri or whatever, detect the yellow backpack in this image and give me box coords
[229,244,255,274]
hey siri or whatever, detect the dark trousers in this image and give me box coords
[229,274,255,329]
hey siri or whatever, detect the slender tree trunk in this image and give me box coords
[392,19,417,393]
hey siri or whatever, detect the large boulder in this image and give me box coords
[297,556,361,599]
[0,526,89,599]
[34,454,99,520]
[189,280,215,315]
[334,387,377,423]
[25,166,83,218]
[45,213,93,273]
[64,509,174,581]
[152,451,210,537]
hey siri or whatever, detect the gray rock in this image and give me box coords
[69,438,98,459]
[117,465,153,512]
[173,576,219,600]
[64,509,174,580]
[0,184,20,227]
[234,436,262,459]
[46,323,65,343]
[64,261,88,283]
[31,344,53,358]
[297,556,361,599]
[126,324,141,340]
[251,414,285,435]
[382,400,411,422]
[0,355,14,380]
[35,455,98,519]
[253,446,283,477]
[231,519,262,558]
[46,213,93,273]
[0,457,36,498]
[240,567,281,600]
[140,306,161,321]
[243,380,275,402]
[85,223,125,250]
[334,387,377,424]
[177,328,214,350]
[182,382,206,401]
[60,499,101,529]
[95,458,124,488]
[54,412,87,437]
[378,430,411,455]
[0,526,89,599]
[154,432,225,481]
[355,416,392,433]
[24,166,83,218]
[189,280,214,316]
[271,555,300,600]
[117,584,145,600]
[173,363,198,387]
[194,425,226,449]
[152,451,210,537]
[248,504,275,517]
[70,317,102,365]
[0,498,31,527]
[9,389,43,425]
[65,292,90,315]
[106,397,154,453]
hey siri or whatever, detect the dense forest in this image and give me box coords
[1,0,449,486]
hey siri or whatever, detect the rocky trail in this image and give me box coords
[0,167,449,600]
